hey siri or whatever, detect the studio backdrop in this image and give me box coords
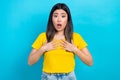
[0,0,120,80]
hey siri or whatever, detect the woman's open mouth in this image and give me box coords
[56,24,62,29]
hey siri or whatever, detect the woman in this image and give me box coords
[28,3,93,80]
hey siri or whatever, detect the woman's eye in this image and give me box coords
[53,15,57,18]
[62,16,66,18]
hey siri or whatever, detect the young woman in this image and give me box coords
[28,3,93,80]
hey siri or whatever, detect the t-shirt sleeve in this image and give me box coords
[74,33,88,50]
[32,33,46,50]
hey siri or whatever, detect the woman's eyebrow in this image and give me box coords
[53,13,66,15]
[53,13,58,14]
[61,13,66,15]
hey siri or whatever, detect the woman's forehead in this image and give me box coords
[53,9,67,14]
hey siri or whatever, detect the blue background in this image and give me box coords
[0,0,120,80]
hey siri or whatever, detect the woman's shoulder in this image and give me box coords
[39,32,46,37]
[73,32,82,37]
[36,32,46,40]
[37,32,46,41]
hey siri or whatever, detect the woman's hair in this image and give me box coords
[46,3,73,43]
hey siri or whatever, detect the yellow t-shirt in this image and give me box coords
[32,32,88,73]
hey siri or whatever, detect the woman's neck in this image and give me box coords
[56,31,64,36]
[54,31,65,40]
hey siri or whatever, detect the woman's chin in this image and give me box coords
[56,29,64,32]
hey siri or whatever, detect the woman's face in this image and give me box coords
[52,9,68,32]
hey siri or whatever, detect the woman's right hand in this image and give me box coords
[28,41,58,66]
[41,41,57,52]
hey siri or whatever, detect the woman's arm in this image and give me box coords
[73,47,93,66]
[28,41,57,65]
[28,47,45,66]
[61,40,93,66]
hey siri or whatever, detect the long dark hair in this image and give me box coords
[46,3,73,43]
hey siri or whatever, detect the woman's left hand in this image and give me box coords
[60,40,78,53]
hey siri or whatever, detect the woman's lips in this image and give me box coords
[56,24,62,29]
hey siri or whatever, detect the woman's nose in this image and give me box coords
[57,17,61,22]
